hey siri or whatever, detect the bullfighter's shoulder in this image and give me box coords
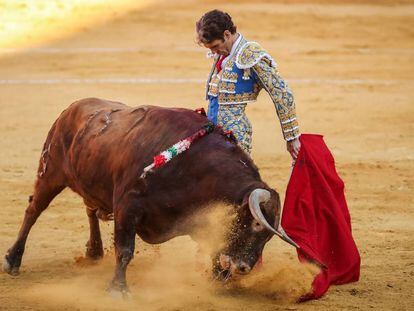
[235,41,276,69]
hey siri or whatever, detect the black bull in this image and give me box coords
[3,98,295,295]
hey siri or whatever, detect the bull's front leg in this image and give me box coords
[108,196,142,298]
[85,207,104,260]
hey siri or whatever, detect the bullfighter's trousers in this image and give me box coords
[217,103,252,154]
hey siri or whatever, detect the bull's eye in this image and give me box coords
[251,220,264,232]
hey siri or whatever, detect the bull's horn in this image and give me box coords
[248,189,299,248]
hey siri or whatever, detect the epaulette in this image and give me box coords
[235,41,277,69]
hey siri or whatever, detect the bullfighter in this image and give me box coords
[196,10,301,159]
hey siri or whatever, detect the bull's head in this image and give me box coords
[212,188,298,281]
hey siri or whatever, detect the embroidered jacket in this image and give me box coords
[206,36,299,141]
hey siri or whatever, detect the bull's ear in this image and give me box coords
[239,192,253,219]
[263,189,281,229]
[241,192,250,207]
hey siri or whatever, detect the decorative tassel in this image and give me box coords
[242,68,251,80]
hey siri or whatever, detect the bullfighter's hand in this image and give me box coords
[286,137,301,160]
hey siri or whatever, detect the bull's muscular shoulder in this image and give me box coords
[235,41,276,69]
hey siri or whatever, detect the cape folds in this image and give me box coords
[282,134,361,300]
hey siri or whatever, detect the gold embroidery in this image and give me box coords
[207,37,299,142]
[224,58,234,70]
[253,57,299,141]
[221,70,238,82]
[207,74,220,97]
[239,43,261,67]
[219,81,236,94]
[218,91,258,104]
[217,104,252,153]
[236,42,275,69]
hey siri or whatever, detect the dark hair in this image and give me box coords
[196,10,237,44]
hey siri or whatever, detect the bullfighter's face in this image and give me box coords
[212,190,281,281]
[201,30,235,56]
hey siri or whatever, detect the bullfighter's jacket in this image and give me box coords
[206,34,299,152]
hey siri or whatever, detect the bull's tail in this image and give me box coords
[37,118,59,178]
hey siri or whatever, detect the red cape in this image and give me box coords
[281,134,360,300]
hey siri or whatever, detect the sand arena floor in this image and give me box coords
[0,0,413,310]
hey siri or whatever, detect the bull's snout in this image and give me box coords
[219,254,252,276]
[233,262,251,275]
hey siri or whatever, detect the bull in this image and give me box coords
[3,98,296,296]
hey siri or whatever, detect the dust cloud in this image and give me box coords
[22,203,315,310]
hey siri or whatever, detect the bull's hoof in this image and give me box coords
[107,281,131,300]
[107,287,131,300]
[85,241,104,260]
[2,256,20,276]
[85,249,104,260]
